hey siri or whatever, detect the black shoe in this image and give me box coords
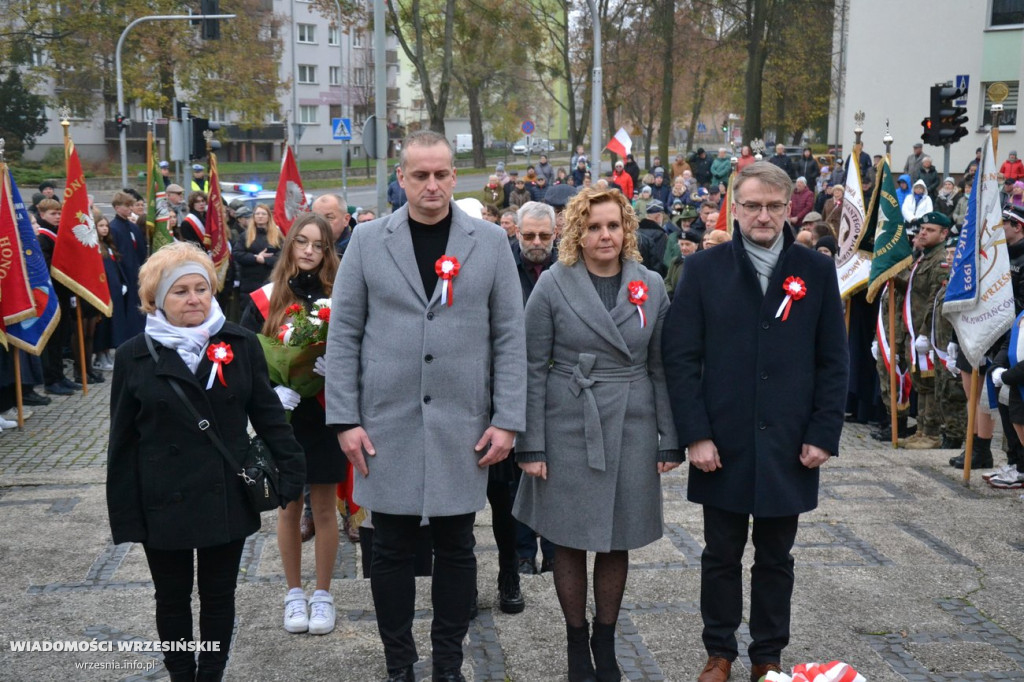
[540,557,554,573]
[21,391,51,406]
[939,435,963,450]
[950,436,994,468]
[590,621,621,682]
[432,667,466,682]
[498,571,525,614]
[60,377,82,390]
[518,557,538,575]
[74,372,105,385]
[195,670,224,682]
[469,588,478,620]
[567,622,597,682]
[384,666,415,682]
[44,382,74,396]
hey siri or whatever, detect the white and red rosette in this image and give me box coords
[206,342,234,390]
[775,275,807,321]
[760,661,864,682]
[628,279,649,328]
[434,255,461,306]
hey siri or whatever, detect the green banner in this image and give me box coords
[866,160,913,303]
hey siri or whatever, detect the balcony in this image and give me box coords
[103,120,169,140]
[386,49,398,65]
[103,121,285,143]
[387,87,400,103]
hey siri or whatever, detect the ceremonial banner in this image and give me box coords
[51,139,112,316]
[4,170,60,354]
[715,173,733,235]
[273,146,309,235]
[0,167,35,325]
[604,127,632,158]
[942,133,1013,368]
[146,133,173,254]
[206,153,231,290]
[865,160,913,303]
[835,154,871,299]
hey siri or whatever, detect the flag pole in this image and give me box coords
[963,368,979,486]
[146,125,154,244]
[61,109,88,397]
[888,282,898,448]
[13,348,23,428]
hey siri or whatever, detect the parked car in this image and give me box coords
[220,182,315,214]
[512,138,554,155]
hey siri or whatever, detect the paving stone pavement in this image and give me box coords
[2,379,1024,680]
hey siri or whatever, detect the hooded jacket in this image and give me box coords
[902,180,933,223]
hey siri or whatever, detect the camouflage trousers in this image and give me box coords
[937,367,968,442]
[911,373,941,437]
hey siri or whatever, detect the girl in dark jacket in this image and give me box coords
[107,242,305,681]
[232,203,282,295]
[241,213,345,637]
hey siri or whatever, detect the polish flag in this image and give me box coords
[274,146,309,235]
[605,127,632,158]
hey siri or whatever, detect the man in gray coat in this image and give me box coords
[325,130,527,682]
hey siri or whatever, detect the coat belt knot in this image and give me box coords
[553,353,649,472]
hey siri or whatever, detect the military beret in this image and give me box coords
[920,211,951,228]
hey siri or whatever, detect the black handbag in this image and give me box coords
[145,335,282,512]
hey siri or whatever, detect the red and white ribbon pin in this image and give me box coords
[628,280,649,328]
[775,276,807,321]
[206,342,234,390]
[435,255,460,307]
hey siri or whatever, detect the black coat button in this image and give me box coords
[423,395,432,404]
[759,421,767,430]
[427,312,435,320]
[425,354,433,363]
[761,321,770,330]
[170,492,183,503]
[760,371,768,380]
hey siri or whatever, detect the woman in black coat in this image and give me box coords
[795,148,821,194]
[107,242,305,681]
[232,203,282,295]
[240,213,346,637]
[178,191,210,251]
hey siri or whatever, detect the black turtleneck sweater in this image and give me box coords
[409,210,453,297]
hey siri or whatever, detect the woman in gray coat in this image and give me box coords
[513,186,682,682]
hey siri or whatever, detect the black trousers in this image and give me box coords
[486,480,518,575]
[371,511,476,672]
[700,506,799,664]
[143,539,245,676]
[41,300,72,385]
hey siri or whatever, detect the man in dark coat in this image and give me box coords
[767,143,796,181]
[662,162,848,682]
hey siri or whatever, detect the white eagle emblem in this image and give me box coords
[284,181,307,220]
[72,211,99,248]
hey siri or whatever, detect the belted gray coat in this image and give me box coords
[324,203,527,517]
[512,258,681,553]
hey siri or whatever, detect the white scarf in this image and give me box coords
[741,232,783,294]
[145,298,227,373]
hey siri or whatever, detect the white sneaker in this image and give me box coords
[100,356,115,371]
[1,408,29,421]
[308,591,336,635]
[283,589,308,633]
[0,417,17,429]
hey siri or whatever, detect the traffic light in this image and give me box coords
[925,84,969,146]
[201,0,221,40]
[721,120,728,132]
[920,117,932,144]
[190,117,221,159]
[115,113,129,132]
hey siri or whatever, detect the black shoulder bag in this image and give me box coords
[145,334,282,512]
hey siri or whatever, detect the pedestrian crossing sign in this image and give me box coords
[332,118,352,141]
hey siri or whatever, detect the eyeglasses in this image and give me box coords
[292,235,325,252]
[520,232,553,243]
[738,202,787,216]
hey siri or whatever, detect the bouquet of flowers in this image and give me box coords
[760,661,864,682]
[257,298,331,401]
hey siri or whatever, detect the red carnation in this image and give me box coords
[317,307,331,322]
[286,303,303,314]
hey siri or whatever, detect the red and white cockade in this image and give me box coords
[206,342,234,389]
[435,255,461,307]
[628,280,649,328]
[775,276,807,321]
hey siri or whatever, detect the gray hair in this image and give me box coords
[733,161,794,202]
[399,129,454,168]
[516,201,556,230]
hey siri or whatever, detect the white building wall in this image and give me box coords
[834,0,1022,174]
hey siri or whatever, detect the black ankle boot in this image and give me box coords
[950,435,994,468]
[567,622,597,682]
[195,669,224,682]
[590,621,621,681]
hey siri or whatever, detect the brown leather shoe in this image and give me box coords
[698,656,732,682]
[749,662,782,682]
[343,515,360,543]
[300,513,315,543]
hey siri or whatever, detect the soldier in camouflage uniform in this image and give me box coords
[932,264,967,449]
[900,212,952,449]
[872,269,912,442]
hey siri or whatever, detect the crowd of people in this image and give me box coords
[4,127,1017,681]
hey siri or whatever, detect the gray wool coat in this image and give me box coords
[324,202,527,517]
[512,258,681,552]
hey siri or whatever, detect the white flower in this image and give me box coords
[314,298,331,308]
[310,318,323,327]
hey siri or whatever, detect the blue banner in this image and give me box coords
[943,164,981,310]
[5,170,60,354]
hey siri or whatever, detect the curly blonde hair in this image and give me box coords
[558,187,642,266]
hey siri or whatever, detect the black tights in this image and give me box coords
[553,545,628,628]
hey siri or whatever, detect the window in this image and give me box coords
[30,46,47,66]
[297,24,316,43]
[209,107,227,122]
[267,110,281,123]
[328,26,340,46]
[297,64,317,84]
[353,68,367,86]
[982,80,1018,128]
[299,105,318,124]
[329,66,341,86]
[353,30,364,48]
[991,0,1024,26]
